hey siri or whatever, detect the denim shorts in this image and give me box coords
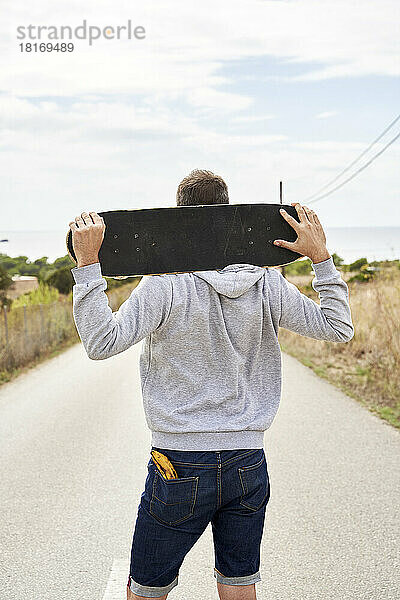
[127,446,270,598]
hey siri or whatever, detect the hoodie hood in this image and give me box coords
[193,263,266,299]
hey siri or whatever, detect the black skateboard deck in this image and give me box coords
[66,203,303,277]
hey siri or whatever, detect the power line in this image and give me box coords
[302,113,400,202]
[307,130,400,205]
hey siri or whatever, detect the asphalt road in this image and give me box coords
[0,342,399,600]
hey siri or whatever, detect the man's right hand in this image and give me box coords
[273,202,331,264]
[69,211,105,268]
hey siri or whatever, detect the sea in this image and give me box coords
[0,227,399,265]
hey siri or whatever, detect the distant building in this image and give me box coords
[6,275,39,300]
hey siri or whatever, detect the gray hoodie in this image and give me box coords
[71,257,354,451]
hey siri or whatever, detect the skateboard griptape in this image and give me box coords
[66,203,303,277]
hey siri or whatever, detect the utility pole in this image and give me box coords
[279,181,286,279]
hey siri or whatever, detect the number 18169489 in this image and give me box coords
[19,42,74,52]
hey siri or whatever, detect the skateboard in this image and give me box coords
[66,203,303,277]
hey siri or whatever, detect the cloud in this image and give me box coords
[0,1,399,230]
[1,90,398,228]
[185,88,253,112]
[2,0,399,100]
[232,115,275,123]
[315,111,338,119]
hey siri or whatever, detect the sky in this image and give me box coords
[1,0,399,233]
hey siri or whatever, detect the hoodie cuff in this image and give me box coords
[311,256,338,279]
[71,262,103,284]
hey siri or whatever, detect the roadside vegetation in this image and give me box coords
[279,254,400,429]
[0,252,140,385]
[0,250,399,430]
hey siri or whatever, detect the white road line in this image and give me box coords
[102,559,130,600]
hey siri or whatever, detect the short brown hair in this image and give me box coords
[176,169,229,206]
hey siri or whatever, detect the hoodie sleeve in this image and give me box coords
[71,262,172,360]
[278,256,354,342]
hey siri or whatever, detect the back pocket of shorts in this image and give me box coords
[150,471,199,526]
[238,453,269,511]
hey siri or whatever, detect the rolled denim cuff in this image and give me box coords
[127,574,179,597]
[214,567,261,586]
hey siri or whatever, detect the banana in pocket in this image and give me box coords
[151,450,178,480]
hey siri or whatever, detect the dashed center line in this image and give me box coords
[102,559,130,600]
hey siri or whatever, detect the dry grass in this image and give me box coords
[278,266,400,429]
[0,278,140,385]
[2,267,399,429]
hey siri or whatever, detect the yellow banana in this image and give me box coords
[151,450,178,479]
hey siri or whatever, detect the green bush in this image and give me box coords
[53,255,75,269]
[0,264,13,307]
[284,258,312,275]
[0,252,75,282]
[45,267,74,295]
[347,263,375,284]
[349,257,368,271]
[331,252,345,267]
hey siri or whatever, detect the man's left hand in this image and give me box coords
[69,212,106,268]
